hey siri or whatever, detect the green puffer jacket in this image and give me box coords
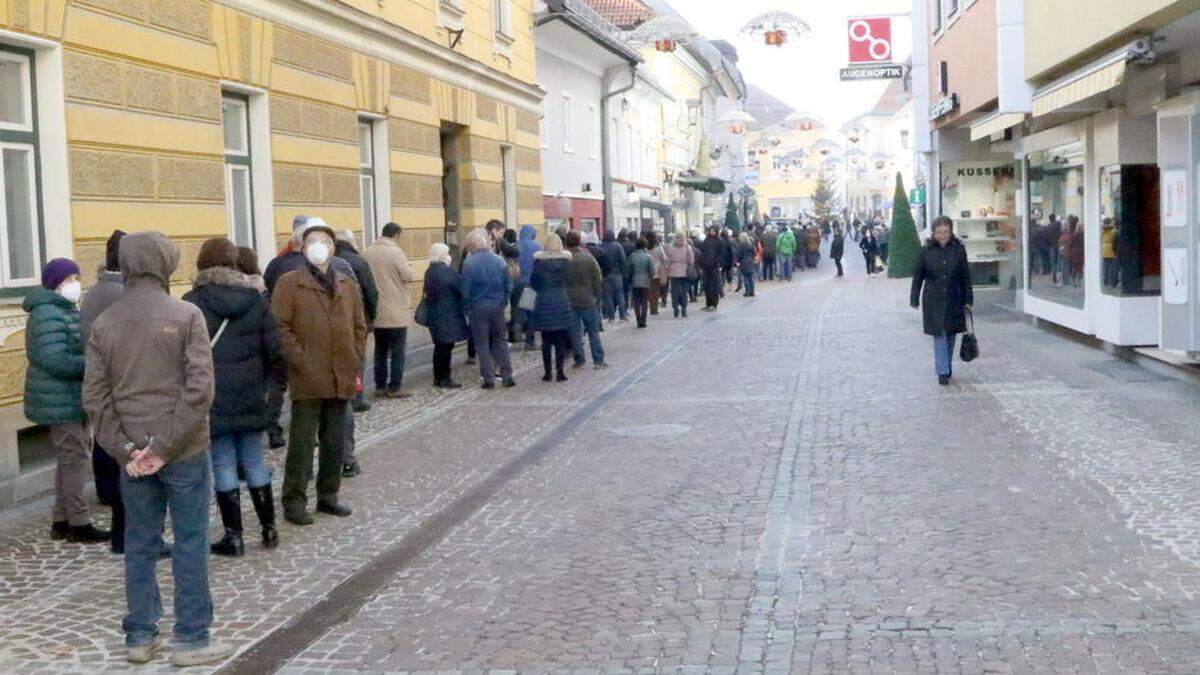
[23,288,86,425]
[777,229,798,258]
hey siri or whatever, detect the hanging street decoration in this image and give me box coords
[840,16,903,81]
[626,16,699,53]
[740,11,812,48]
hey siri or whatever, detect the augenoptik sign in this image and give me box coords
[840,17,902,81]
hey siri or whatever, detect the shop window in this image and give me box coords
[1026,141,1086,308]
[1100,165,1160,296]
[222,93,255,248]
[0,45,43,287]
[939,160,1019,290]
[580,218,598,235]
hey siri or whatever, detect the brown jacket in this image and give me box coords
[271,264,366,401]
[363,237,415,329]
[83,231,214,466]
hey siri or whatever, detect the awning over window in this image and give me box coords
[969,112,1026,141]
[1033,59,1125,118]
[675,175,726,194]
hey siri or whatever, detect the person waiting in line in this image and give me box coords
[830,227,846,278]
[422,243,470,389]
[760,225,778,281]
[272,221,365,524]
[687,229,703,303]
[235,246,266,293]
[910,215,973,386]
[777,224,797,281]
[364,222,416,400]
[565,231,606,369]
[666,229,695,318]
[515,225,541,352]
[530,234,576,382]
[84,231,228,666]
[460,229,515,390]
[699,226,725,310]
[737,232,757,298]
[26,257,110,545]
[647,232,668,315]
[629,237,654,327]
[618,229,636,313]
[599,230,629,322]
[183,237,282,557]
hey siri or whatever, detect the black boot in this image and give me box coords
[210,489,244,557]
[247,484,278,549]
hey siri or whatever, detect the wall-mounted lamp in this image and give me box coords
[686,99,700,127]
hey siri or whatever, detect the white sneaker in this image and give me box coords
[127,636,164,664]
[171,641,234,667]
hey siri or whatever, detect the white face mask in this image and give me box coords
[305,242,331,266]
[58,280,82,304]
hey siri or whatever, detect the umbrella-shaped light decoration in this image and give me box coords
[626,16,698,53]
[718,110,757,135]
[740,10,812,47]
[784,112,825,132]
[841,122,869,144]
[810,138,842,156]
[844,148,866,166]
[870,152,891,169]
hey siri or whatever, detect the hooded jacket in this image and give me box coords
[84,231,215,465]
[599,232,628,279]
[666,237,695,278]
[271,262,367,401]
[529,251,575,331]
[517,225,541,285]
[23,288,86,425]
[761,229,779,257]
[777,229,797,258]
[183,267,283,437]
[334,239,379,325]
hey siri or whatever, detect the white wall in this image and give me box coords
[536,48,605,201]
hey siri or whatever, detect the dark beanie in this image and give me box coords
[105,229,126,272]
[42,258,80,290]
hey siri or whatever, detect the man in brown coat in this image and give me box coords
[363,222,414,399]
[83,231,229,666]
[271,221,367,525]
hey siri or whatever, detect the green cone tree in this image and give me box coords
[724,192,740,231]
[812,170,839,222]
[887,172,921,278]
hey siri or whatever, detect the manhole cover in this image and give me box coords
[611,424,692,437]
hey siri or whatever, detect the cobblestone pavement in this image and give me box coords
[4,248,1200,673]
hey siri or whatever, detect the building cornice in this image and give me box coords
[218,0,545,111]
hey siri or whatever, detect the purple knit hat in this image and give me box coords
[41,258,80,290]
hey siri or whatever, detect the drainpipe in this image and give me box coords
[602,64,638,235]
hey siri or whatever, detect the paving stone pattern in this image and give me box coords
[3,249,1200,673]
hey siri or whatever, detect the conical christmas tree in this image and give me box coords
[887,172,921,279]
[724,192,740,231]
[812,170,839,222]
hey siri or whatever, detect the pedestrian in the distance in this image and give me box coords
[666,230,694,318]
[26,257,109,544]
[422,243,469,389]
[830,228,846,278]
[364,222,416,399]
[647,232,667,315]
[565,231,606,369]
[516,225,541,351]
[910,216,974,386]
[805,226,822,270]
[629,238,654,327]
[777,225,796,281]
[183,237,282,557]
[83,231,229,666]
[530,234,575,382]
[272,221,365,524]
[760,226,778,281]
[860,228,879,276]
[599,230,628,322]
[699,226,725,310]
[737,232,757,297]
[460,229,515,389]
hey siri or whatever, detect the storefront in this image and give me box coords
[938,160,1020,288]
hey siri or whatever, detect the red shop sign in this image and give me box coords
[848,17,893,64]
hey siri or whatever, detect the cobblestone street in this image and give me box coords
[4,252,1200,674]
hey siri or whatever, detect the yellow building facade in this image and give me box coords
[0,0,543,498]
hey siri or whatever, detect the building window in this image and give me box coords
[0,45,43,287]
[358,120,377,243]
[1027,141,1085,308]
[932,0,942,33]
[562,93,574,153]
[222,93,255,248]
[501,145,517,227]
[492,0,511,40]
[947,0,959,18]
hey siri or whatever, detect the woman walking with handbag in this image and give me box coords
[910,216,974,385]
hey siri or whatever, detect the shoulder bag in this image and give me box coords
[959,308,979,362]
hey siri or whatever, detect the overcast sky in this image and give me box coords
[674,0,913,126]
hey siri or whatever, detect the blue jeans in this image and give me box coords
[933,333,958,377]
[780,257,794,281]
[669,277,689,315]
[210,431,270,492]
[741,270,756,296]
[120,453,213,650]
[570,306,605,366]
[602,275,627,320]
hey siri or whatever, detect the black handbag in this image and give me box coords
[959,308,979,362]
[413,287,429,327]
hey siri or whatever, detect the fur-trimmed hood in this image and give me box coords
[193,266,259,290]
[188,266,264,321]
[533,250,572,261]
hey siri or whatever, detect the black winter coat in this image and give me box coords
[335,240,379,325]
[530,253,576,332]
[830,234,845,260]
[860,235,879,257]
[422,262,471,345]
[736,242,757,270]
[183,267,283,436]
[600,239,628,277]
[699,236,724,272]
[910,238,974,337]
